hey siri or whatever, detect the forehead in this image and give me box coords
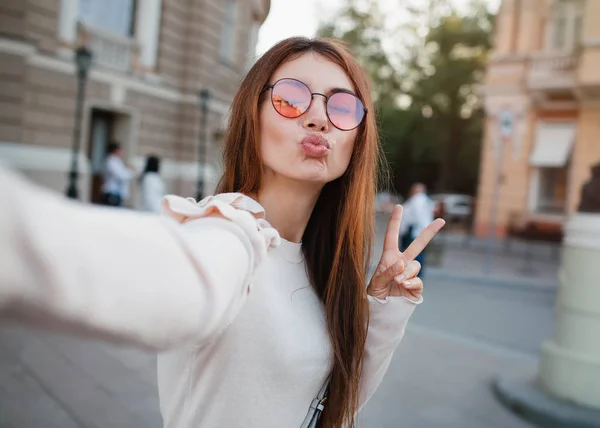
[270,52,355,93]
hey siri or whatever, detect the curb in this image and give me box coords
[492,372,600,428]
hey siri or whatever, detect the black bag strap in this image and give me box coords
[300,375,331,428]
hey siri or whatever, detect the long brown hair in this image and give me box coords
[216,37,380,428]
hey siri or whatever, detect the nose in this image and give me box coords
[303,94,329,132]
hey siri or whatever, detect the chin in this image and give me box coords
[269,160,342,185]
[296,162,332,183]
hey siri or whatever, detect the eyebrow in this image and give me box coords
[272,77,358,97]
[328,87,357,97]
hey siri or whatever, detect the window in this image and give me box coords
[534,167,569,214]
[549,0,583,51]
[220,0,238,63]
[552,7,567,49]
[78,0,137,37]
[528,121,575,215]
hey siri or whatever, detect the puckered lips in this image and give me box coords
[300,133,331,157]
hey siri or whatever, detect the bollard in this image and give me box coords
[539,213,600,409]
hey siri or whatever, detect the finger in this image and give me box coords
[403,218,445,262]
[383,205,403,252]
[393,260,421,284]
[371,259,404,290]
[374,251,398,275]
[401,277,423,292]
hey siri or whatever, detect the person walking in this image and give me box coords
[399,183,435,276]
[139,155,166,214]
[0,37,444,428]
[101,142,136,207]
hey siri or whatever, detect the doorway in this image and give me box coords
[87,109,115,204]
[86,107,135,205]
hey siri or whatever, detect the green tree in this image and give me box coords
[317,0,495,196]
[317,0,407,193]
[403,0,494,193]
[317,0,399,107]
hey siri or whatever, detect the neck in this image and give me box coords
[255,175,323,243]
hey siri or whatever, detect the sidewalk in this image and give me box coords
[0,327,161,428]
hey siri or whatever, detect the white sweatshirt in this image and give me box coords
[0,166,420,428]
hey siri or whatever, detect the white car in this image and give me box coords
[430,193,473,222]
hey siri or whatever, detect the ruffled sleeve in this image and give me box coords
[0,166,280,351]
[162,193,280,269]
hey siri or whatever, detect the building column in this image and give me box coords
[517,0,542,52]
[495,0,519,54]
[135,0,163,70]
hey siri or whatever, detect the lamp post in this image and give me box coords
[65,46,93,199]
[196,89,210,201]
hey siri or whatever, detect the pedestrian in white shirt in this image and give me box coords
[139,155,166,214]
[0,38,445,428]
[400,183,435,275]
[101,142,136,207]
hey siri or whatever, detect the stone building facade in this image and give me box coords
[0,0,270,204]
[475,0,600,237]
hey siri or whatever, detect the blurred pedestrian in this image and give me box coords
[101,142,136,207]
[0,38,444,428]
[139,155,165,214]
[400,183,435,276]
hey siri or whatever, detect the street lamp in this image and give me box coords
[65,46,93,199]
[196,88,210,201]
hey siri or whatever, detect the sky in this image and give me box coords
[256,0,501,56]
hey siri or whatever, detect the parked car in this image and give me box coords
[430,193,473,223]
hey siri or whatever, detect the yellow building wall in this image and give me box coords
[578,0,600,88]
[474,0,600,238]
[474,109,534,237]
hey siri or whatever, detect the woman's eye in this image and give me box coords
[330,105,352,114]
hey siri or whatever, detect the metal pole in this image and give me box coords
[65,68,88,199]
[483,135,506,274]
[196,89,210,201]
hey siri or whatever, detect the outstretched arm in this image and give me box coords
[0,166,278,351]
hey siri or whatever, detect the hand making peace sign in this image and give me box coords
[367,205,446,301]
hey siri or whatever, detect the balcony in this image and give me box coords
[77,22,139,73]
[526,51,577,96]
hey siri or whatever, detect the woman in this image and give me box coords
[139,154,166,214]
[0,38,444,428]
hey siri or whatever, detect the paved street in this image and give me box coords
[0,217,559,428]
